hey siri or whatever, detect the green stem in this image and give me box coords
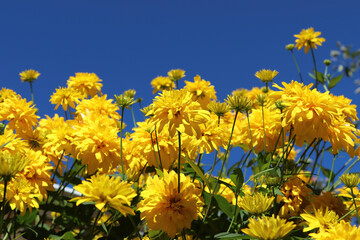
[29,82,34,103]
[246,111,255,162]
[154,128,163,169]
[129,215,142,240]
[178,131,181,193]
[192,153,203,182]
[310,45,319,89]
[350,188,360,223]
[0,177,9,236]
[150,131,161,169]
[88,209,103,240]
[326,155,336,191]
[203,110,239,223]
[120,107,125,179]
[290,50,304,83]
[130,106,137,128]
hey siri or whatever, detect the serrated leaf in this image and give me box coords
[328,74,343,89]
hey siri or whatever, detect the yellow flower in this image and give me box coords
[4,177,42,216]
[278,177,312,218]
[240,192,274,215]
[130,120,177,169]
[50,86,85,111]
[0,96,39,137]
[0,151,29,178]
[0,88,20,102]
[167,69,186,81]
[294,27,326,54]
[301,207,339,239]
[340,173,360,188]
[196,117,228,154]
[72,114,121,173]
[207,101,229,117]
[255,69,279,83]
[19,69,40,83]
[319,220,360,240]
[147,89,210,137]
[71,173,136,216]
[67,72,103,97]
[184,75,217,109]
[76,94,120,120]
[242,215,296,240]
[337,186,360,215]
[151,76,175,94]
[137,171,203,238]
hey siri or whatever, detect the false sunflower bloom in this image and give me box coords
[0,97,39,137]
[0,151,29,178]
[3,177,42,216]
[71,173,136,216]
[67,72,103,97]
[320,220,360,240]
[301,207,339,239]
[278,176,312,218]
[50,86,85,111]
[147,89,211,138]
[240,192,274,215]
[255,69,279,83]
[19,69,40,83]
[0,129,29,155]
[137,171,203,238]
[75,94,120,120]
[294,27,325,54]
[337,186,360,215]
[151,76,175,94]
[184,75,217,109]
[72,114,121,173]
[242,215,296,240]
[167,69,186,81]
[0,88,20,102]
[130,120,177,169]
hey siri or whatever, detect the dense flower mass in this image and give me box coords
[1,27,360,240]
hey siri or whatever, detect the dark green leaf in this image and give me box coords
[215,232,249,239]
[213,194,235,218]
[155,168,164,177]
[328,74,343,89]
[309,71,325,83]
[230,168,244,193]
[184,157,211,191]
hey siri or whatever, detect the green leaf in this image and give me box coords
[274,187,284,196]
[309,71,325,83]
[230,168,244,193]
[155,168,164,177]
[215,232,249,239]
[184,157,211,191]
[328,74,343,89]
[148,229,169,240]
[213,194,235,218]
[320,166,335,183]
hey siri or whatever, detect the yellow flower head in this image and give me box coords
[301,207,339,239]
[0,88,20,102]
[19,69,40,83]
[151,76,175,94]
[278,176,312,218]
[4,177,41,216]
[0,97,39,137]
[240,192,274,215]
[0,151,29,178]
[184,75,217,109]
[71,173,136,216]
[196,117,228,154]
[320,220,360,240]
[147,89,210,137]
[167,69,186,81]
[294,27,326,54]
[340,173,360,188]
[137,171,203,238]
[207,101,229,117]
[50,86,85,111]
[255,69,279,83]
[242,214,296,240]
[67,72,103,98]
[76,94,120,120]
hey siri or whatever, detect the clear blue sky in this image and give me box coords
[1,0,360,175]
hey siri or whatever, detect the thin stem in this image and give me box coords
[192,153,203,182]
[261,105,266,153]
[326,155,336,191]
[154,128,163,169]
[120,107,125,179]
[290,50,304,83]
[129,215,142,240]
[246,111,255,161]
[0,177,9,236]
[130,106,137,128]
[310,45,319,89]
[177,131,181,193]
[350,188,360,223]
[203,110,239,223]
[88,209,103,240]
[150,131,161,169]
[29,82,34,103]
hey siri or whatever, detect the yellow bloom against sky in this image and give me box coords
[294,27,325,54]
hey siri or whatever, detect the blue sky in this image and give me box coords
[1,0,360,175]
